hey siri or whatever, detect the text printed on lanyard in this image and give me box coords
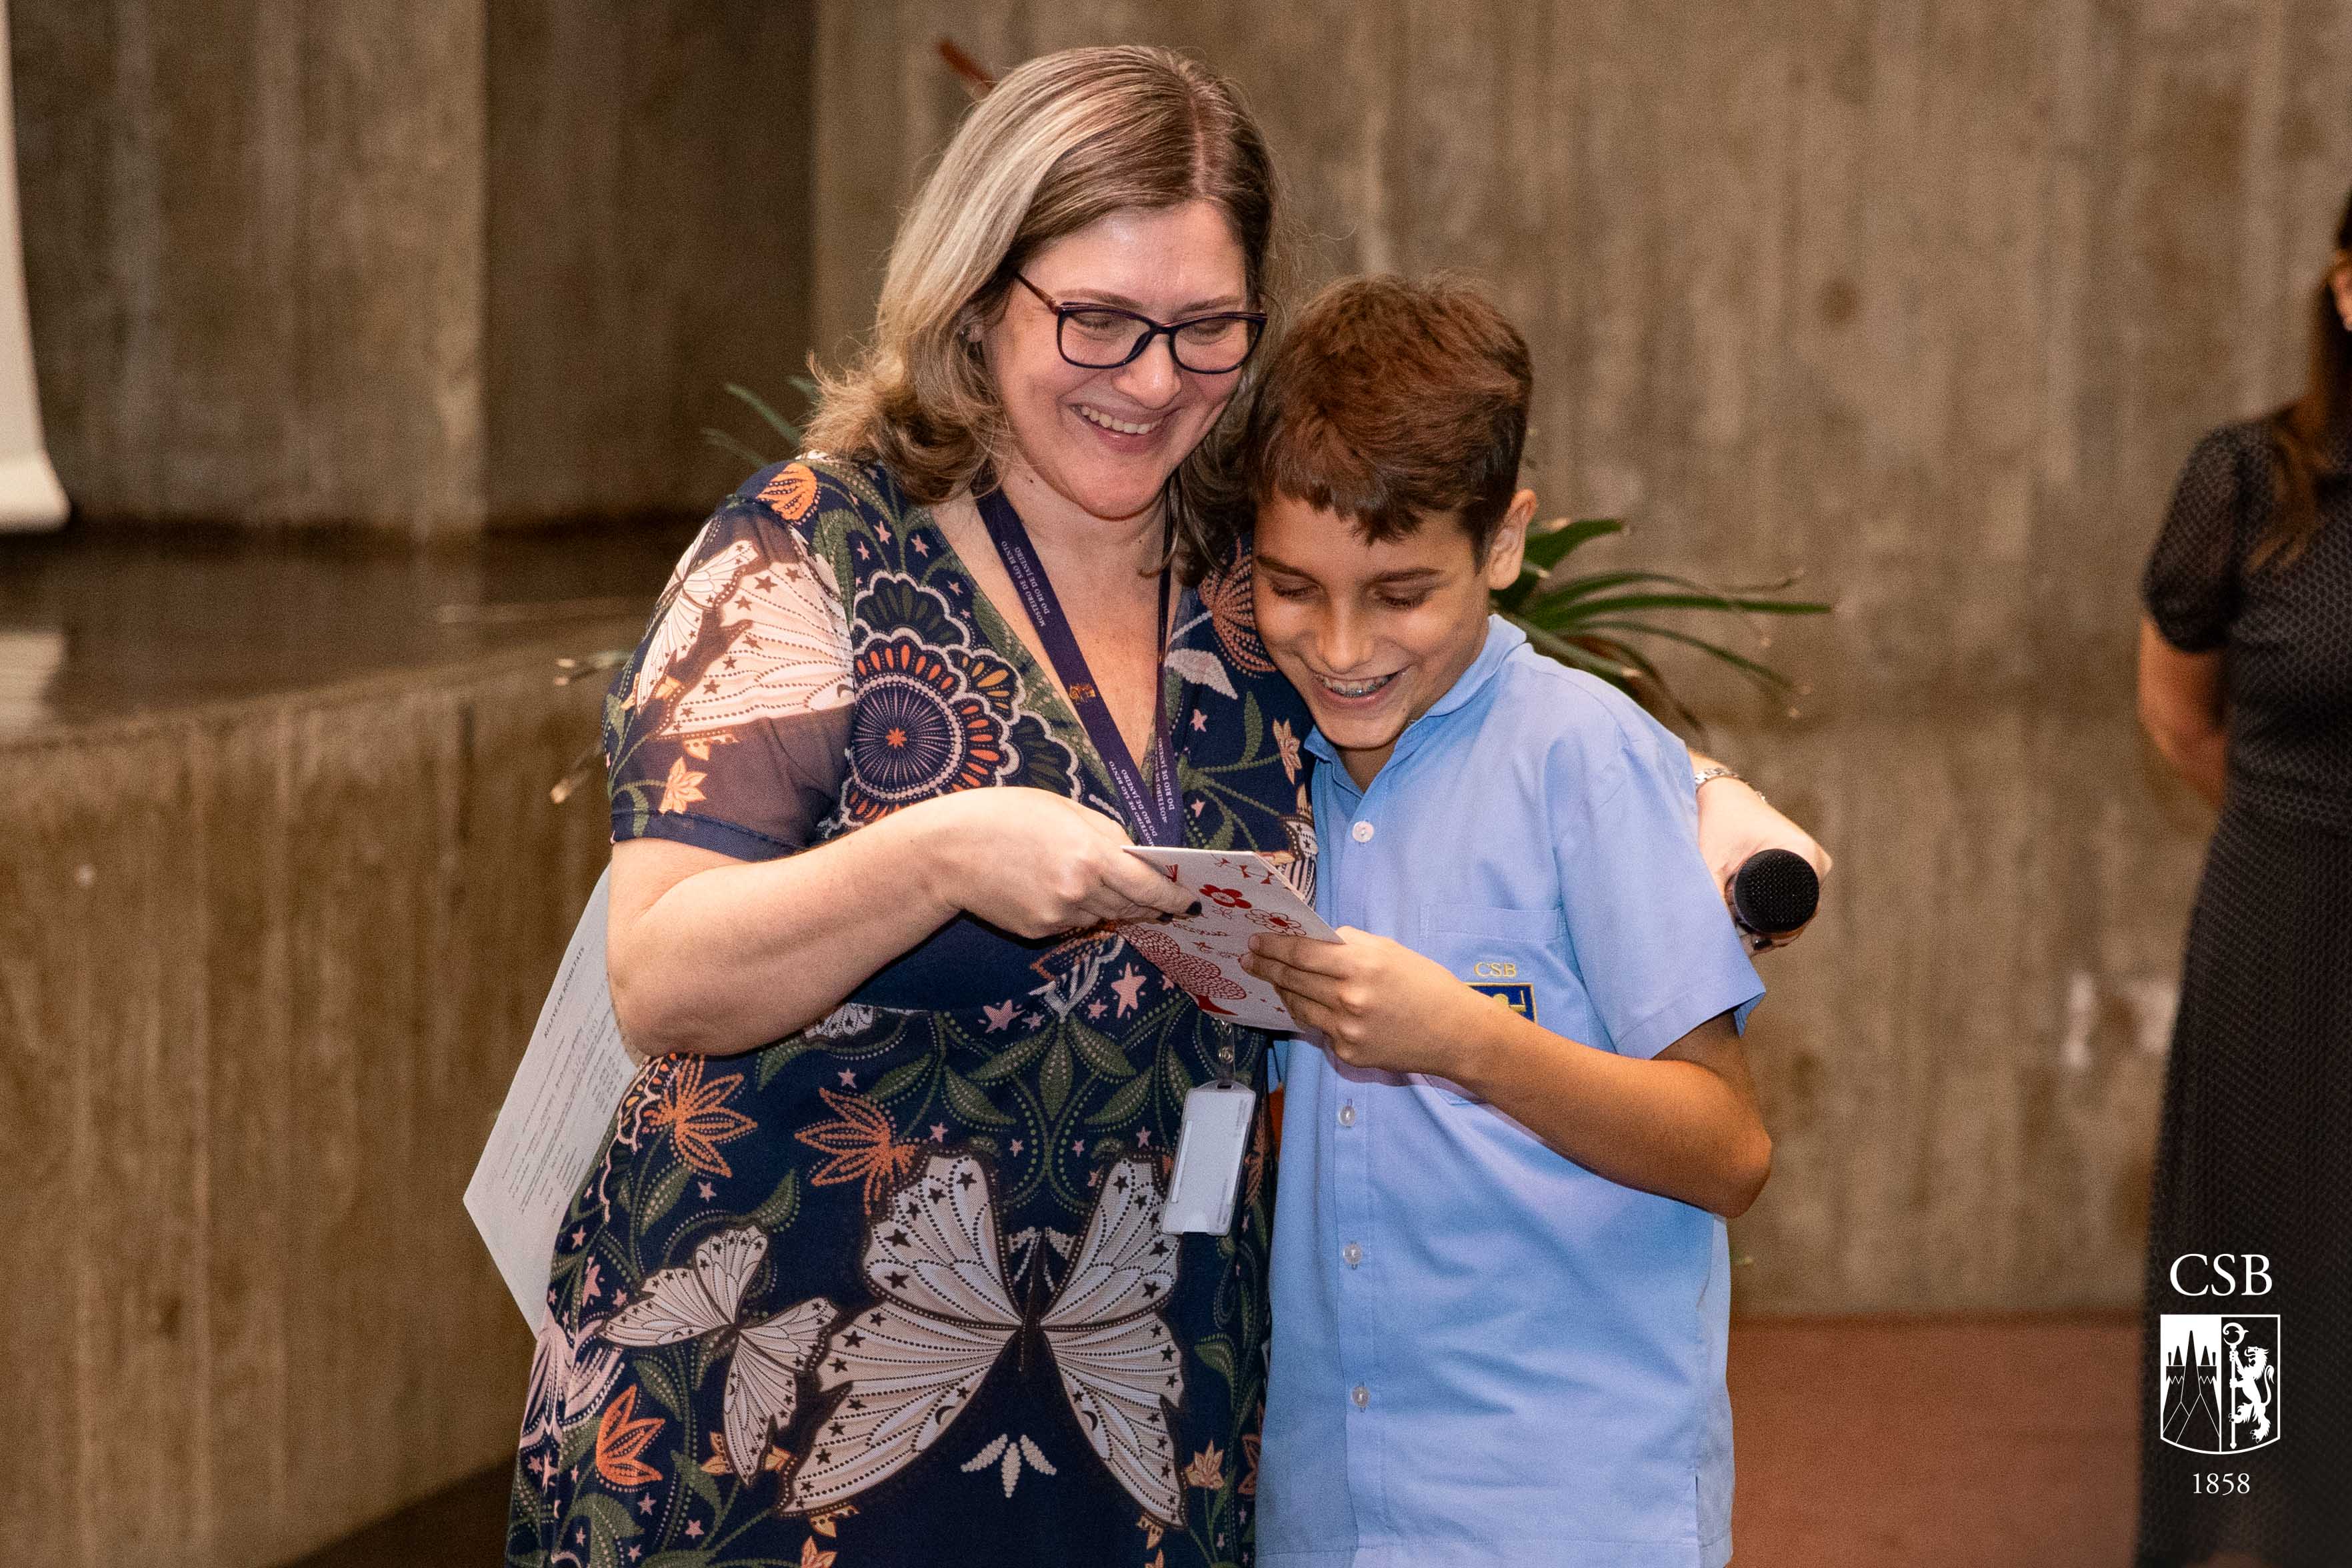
[975,483,1185,847]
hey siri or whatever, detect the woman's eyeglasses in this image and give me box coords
[1014,273,1266,375]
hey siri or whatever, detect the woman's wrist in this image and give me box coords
[892,793,985,926]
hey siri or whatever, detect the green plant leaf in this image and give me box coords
[1194,1333,1237,1385]
[1536,591,1832,622]
[701,425,773,471]
[1510,619,1639,681]
[1517,566,1679,605]
[1577,617,1804,692]
[1520,515,1623,572]
[723,382,803,447]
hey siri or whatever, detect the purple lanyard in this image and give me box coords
[976,482,1184,847]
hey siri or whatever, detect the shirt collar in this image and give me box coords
[1303,615,1525,769]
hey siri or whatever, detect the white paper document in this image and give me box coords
[465,869,637,1331]
[1117,847,1340,1031]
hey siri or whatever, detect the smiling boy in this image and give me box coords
[1237,275,1773,1568]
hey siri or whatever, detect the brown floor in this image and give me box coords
[1730,1313,2139,1568]
[290,1313,2141,1568]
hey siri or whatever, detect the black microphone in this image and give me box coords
[1729,849,1819,947]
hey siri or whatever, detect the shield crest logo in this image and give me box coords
[2159,1315,2281,1453]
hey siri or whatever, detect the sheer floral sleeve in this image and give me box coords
[2143,424,2259,653]
[602,459,858,860]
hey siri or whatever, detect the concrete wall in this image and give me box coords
[811,1,2352,1313]
[9,1,811,532]
[0,649,611,1567]
[485,2,814,523]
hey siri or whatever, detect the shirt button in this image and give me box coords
[1351,820,1375,843]
[1343,1242,1363,1268]
[1351,1385,1370,1409]
[1337,1102,1356,1127]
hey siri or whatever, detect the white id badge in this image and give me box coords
[1161,1081,1256,1234]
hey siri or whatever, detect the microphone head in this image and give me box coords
[1729,849,1819,937]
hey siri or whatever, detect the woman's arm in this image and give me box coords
[2136,617,2227,809]
[609,789,1195,1059]
[1243,929,1771,1217]
[1689,751,1832,945]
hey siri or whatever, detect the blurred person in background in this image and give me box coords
[2135,183,2352,1568]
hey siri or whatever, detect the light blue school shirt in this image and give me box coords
[1261,616,1765,1568]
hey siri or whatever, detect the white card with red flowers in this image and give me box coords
[1117,847,1339,1031]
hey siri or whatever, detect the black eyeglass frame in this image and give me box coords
[1012,272,1267,374]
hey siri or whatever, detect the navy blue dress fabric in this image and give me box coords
[2137,421,2352,1566]
[507,455,1317,1568]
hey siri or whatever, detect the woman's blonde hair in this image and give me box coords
[802,45,1278,580]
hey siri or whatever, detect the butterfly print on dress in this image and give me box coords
[783,1152,1185,1524]
[601,1227,837,1481]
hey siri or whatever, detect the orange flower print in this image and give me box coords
[758,461,820,521]
[798,1539,838,1568]
[644,1055,756,1177]
[1272,717,1301,783]
[593,1385,665,1488]
[1241,1425,1260,1496]
[1182,1439,1225,1490]
[795,1087,921,1211]
[658,755,709,814]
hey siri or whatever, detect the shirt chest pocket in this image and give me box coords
[1417,901,1575,1105]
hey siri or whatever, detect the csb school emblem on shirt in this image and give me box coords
[2158,1315,2280,1453]
[1467,981,1536,1023]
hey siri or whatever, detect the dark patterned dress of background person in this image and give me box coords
[508,455,1316,1568]
[2137,420,2352,1567]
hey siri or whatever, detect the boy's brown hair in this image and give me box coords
[1241,273,1532,555]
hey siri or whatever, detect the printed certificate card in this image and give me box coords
[465,869,635,1331]
[1118,847,1339,1031]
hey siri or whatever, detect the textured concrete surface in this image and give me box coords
[0,520,691,737]
[8,1,813,532]
[9,0,488,531]
[485,1,815,524]
[0,635,619,1567]
[811,1,2352,1312]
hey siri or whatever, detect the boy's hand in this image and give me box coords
[1243,928,1501,1078]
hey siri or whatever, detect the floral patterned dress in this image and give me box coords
[508,455,1315,1568]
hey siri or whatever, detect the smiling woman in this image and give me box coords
[507,47,1312,1568]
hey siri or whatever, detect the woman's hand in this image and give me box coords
[1691,757,1831,949]
[923,788,1197,937]
[1243,928,1497,1079]
[2135,617,2227,809]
